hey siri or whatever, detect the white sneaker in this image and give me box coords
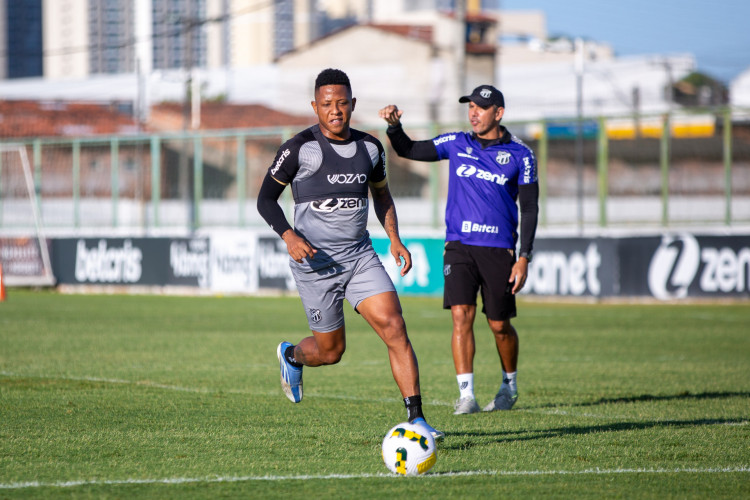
[482,386,518,411]
[453,397,480,415]
[412,417,444,442]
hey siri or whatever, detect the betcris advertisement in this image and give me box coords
[52,237,210,287]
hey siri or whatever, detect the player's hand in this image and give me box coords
[379,105,403,127]
[509,258,529,294]
[391,240,412,277]
[281,230,317,263]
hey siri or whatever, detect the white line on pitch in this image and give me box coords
[1,467,748,490]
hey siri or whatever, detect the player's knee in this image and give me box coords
[318,346,345,365]
[378,314,408,345]
[451,305,474,323]
[384,313,407,335]
[490,319,515,338]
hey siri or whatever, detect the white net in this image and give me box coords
[0,144,55,286]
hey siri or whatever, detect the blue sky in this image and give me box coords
[501,0,750,84]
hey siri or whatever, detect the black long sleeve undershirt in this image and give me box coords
[518,183,539,256]
[386,124,439,161]
[256,173,293,238]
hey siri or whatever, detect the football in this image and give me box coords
[381,422,437,475]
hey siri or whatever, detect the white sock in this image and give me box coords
[456,373,475,399]
[503,371,517,394]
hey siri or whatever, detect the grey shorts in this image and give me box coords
[290,249,396,333]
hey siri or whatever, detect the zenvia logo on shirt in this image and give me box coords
[311,197,367,213]
[461,221,499,234]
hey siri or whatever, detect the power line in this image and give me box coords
[0,1,274,60]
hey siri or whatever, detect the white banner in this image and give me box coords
[209,232,258,294]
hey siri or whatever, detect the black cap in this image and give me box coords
[458,85,504,108]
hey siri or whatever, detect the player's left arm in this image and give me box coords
[509,152,540,294]
[368,139,411,276]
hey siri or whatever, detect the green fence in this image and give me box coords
[1,109,749,234]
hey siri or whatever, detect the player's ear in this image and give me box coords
[496,106,505,121]
[311,100,317,114]
[351,97,356,111]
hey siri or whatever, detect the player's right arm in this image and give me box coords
[256,141,317,263]
[379,105,439,162]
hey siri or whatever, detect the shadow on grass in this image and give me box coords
[442,391,750,450]
[535,391,750,409]
[443,417,748,449]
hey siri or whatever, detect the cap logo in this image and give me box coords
[480,88,492,99]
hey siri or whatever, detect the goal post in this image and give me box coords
[0,143,56,286]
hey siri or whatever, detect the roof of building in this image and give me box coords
[276,21,494,59]
[0,99,315,139]
[149,102,314,132]
[0,100,139,138]
[367,24,433,44]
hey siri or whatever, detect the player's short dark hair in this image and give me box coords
[315,68,351,91]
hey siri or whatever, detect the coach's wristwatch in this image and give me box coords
[519,251,533,263]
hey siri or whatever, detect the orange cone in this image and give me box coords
[0,262,6,302]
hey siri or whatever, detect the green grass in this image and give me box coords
[1,289,748,499]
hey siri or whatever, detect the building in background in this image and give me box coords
[150,0,207,71]
[40,0,208,79]
[1,0,44,79]
[3,0,505,81]
[228,0,317,66]
[1,0,737,127]
[1,0,321,80]
[0,0,745,240]
[42,0,88,79]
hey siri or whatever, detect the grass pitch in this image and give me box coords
[1,290,748,499]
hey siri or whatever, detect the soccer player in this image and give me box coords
[257,68,443,440]
[379,85,539,414]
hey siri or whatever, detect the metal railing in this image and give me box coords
[1,109,749,235]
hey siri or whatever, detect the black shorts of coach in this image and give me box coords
[442,240,517,321]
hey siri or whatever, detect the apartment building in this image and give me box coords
[0,0,44,79]
[1,0,320,80]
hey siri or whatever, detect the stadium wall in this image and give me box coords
[33,231,750,300]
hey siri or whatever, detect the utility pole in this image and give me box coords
[632,86,641,139]
[455,0,467,124]
[575,37,585,234]
[178,10,197,231]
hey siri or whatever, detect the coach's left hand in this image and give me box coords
[509,258,529,294]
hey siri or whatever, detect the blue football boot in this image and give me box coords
[277,341,303,403]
